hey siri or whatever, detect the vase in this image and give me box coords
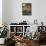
[0,38,5,44]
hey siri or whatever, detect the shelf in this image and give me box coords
[10,32,15,33]
[10,32,23,33]
[9,25,31,36]
[16,32,23,33]
[9,25,31,26]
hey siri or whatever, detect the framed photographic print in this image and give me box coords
[22,3,32,16]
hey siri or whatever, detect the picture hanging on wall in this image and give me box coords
[22,3,32,16]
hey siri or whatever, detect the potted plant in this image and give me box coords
[0,23,9,44]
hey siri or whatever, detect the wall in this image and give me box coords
[0,0,2,27]
[2,0,8,24]
[2,0,46,26]
[7,0,33,24]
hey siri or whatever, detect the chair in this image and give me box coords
[38,26,46,45]
[5,38,15,46]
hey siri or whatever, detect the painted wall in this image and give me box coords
[0,0,2,27]
[2,0,8,24]
[2,0,46,26]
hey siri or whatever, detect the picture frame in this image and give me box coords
[22,3,32,16]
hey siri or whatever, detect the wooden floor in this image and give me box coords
[0,44,46,46]
[40,45,46,46]
[0,44,4,46]
[0,41,46,46]
[31,40,46,46]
